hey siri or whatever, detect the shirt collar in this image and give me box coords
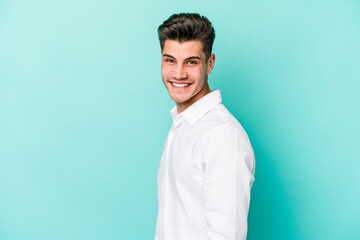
[170,90,222,126]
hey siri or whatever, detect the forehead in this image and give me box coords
[162,40,205,58]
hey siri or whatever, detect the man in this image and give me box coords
[155,13,255,240]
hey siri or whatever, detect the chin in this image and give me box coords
[167,89,190,101]
[171,95,190,104]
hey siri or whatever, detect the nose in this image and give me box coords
[173,64,187,80]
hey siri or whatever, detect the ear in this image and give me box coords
[207,53,215,74]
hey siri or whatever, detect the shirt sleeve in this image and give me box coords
[198,126,255,240]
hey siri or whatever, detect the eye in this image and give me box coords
[187,60,197,65]
[165,59,175,63]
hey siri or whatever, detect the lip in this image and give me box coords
[169,81,193,84]
[169,81,193,89]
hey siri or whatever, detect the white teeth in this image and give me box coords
[172,82,189,88]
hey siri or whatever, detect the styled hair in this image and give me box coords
[158,13,215,60]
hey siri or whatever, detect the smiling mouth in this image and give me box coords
[170,82,192,88]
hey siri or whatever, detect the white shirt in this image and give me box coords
[155,90,255,240]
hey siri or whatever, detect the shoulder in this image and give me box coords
[194,104,255,174]
[195,103,253,153]
[201,104,251,141]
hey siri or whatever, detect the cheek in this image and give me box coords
[161,65,171,78]
[189,69,204,82]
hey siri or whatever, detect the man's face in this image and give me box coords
[161,40,215,113]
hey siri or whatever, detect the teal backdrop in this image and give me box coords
[1,0,359,239]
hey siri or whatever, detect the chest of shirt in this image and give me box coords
[162,125,208,184]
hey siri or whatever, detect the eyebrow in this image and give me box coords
[162,54,202,60]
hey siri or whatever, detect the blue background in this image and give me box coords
[1,0,359,239]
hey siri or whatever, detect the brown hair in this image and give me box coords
[158,13,215,60]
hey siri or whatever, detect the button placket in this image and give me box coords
[159,116,184,239]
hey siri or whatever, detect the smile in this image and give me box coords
[171,82,191,88]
